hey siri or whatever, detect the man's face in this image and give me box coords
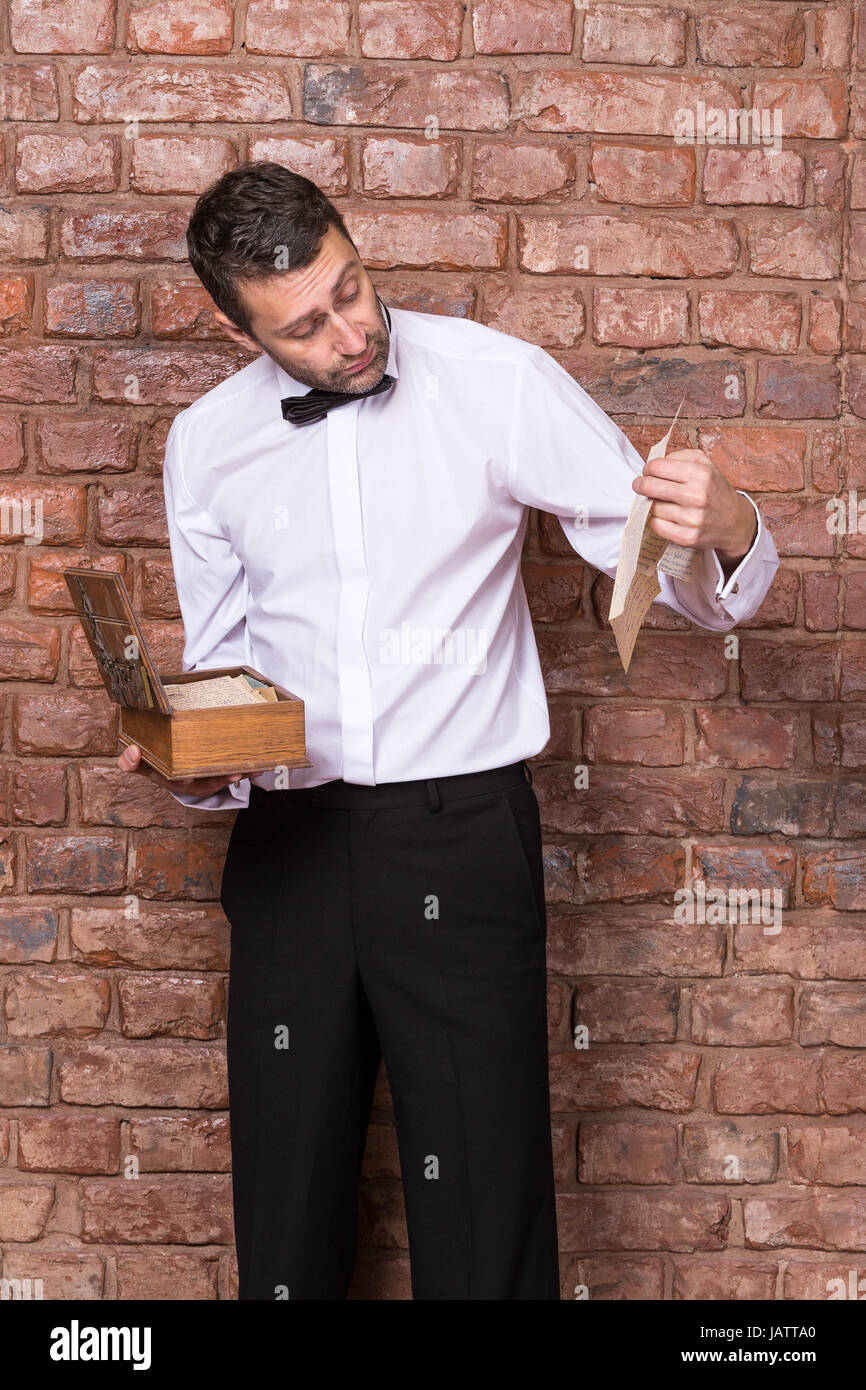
[213,225,390,394]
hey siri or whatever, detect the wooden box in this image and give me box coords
[64,568,311,781]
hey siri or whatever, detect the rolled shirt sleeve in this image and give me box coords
[160,414,253,812]
[506,345,779,631]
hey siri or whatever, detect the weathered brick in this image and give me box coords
[805,571,840,632]
[0,480,85,539]
[0,64,60,121]
[60,1043,227,1107]
[740,641,835,701]
[695,706,797,769]
[0,905,57,963]
[730,777,834,837]
[0,619,60,679]
[784,1260,866,1300]
[706,148,806,205]
[745,1193,866,1250]
[17,1111,120,1174]
[15,133,119,193]
[0,414,25,472]
[753,76,847,139]
[788,1126,866,1184]
[589,141,694,206]
[548,906,725,978]
[582,5,685,65]
[680,1124,778,1184]
[733,914,866,978]
[361,136,460,198]
[346,209,507,270]
[522,558,582,621]
[26,834,126,894]
[92,347,246,405]
[5,969,111,1038]
[691,981,794,1045]
[714,1053,821,1113]
[118,972,224,1038]
[578,1121,678,1184]
[0,275,34,336]
[557,1190,729,1252]
[474,0,573,54]
[81,1175,232,1243]
[34,417,138,475]
[519,71,741,135]
[593,286,688,347]
[247,0,351,54]
[748,214,841,279]
[584,705,684,765]
[0,346,77,401]
[44,279,140,338]
[130,134,236,194]
[115,1250,219,1298]
[0,1250,105,1299]
[70,904,229,970]
[699,291,800,353]
[538,631,729,699]
[359,0,462,59]
[582,840,685,903]
[673,1259,777,1299]
[0,207,49,262]
[697,425,805,491]
[11,763,67,824]
[572,981,678,1042]
[247,135,348,195]
[74,65,293,123]
[10,0,115,52]
[131,832,225,900]
[696,7,805,66]
[15,691,117,755]
[127,1114,230,1172]
[482,282,585,347]
[0,1045,52,1105]
[304,65,509,130]
[756,360,840,419]
[0,1182,55,1239]
[128,0,234,54]
[60,209,188,261]
[518,214,739,277]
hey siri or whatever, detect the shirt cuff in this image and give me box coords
[704,491,779,621]
[167,778,251,811]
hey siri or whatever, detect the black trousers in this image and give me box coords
[219,759,560,1300]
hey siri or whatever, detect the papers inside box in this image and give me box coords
[162,672,279,712]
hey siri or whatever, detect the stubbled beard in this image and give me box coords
[263,316,390,395]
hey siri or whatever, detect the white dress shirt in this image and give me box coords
[161,305,779,810]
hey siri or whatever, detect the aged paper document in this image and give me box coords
[608,398,698,672]
[163,673,273,711]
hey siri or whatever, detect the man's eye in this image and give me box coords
[292,290,360,340]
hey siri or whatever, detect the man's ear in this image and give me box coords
[213,309,259,353]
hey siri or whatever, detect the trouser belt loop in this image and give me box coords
[425,778,442,814]
[523,761,533,787]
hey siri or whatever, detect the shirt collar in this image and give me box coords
[270,295,399,399]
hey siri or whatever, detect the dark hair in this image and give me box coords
[185,161,357,337]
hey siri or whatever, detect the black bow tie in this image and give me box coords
[281,371,395,427]
[281,298,395,427]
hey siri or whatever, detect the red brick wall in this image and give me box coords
[0,0,864,1302]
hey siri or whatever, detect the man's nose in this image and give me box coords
[331,316,367,358]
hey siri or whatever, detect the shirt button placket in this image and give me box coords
[326,405,375,784]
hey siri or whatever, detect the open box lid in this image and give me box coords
[64,568,173,716]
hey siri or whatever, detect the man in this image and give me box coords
[118,162,779,1300]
